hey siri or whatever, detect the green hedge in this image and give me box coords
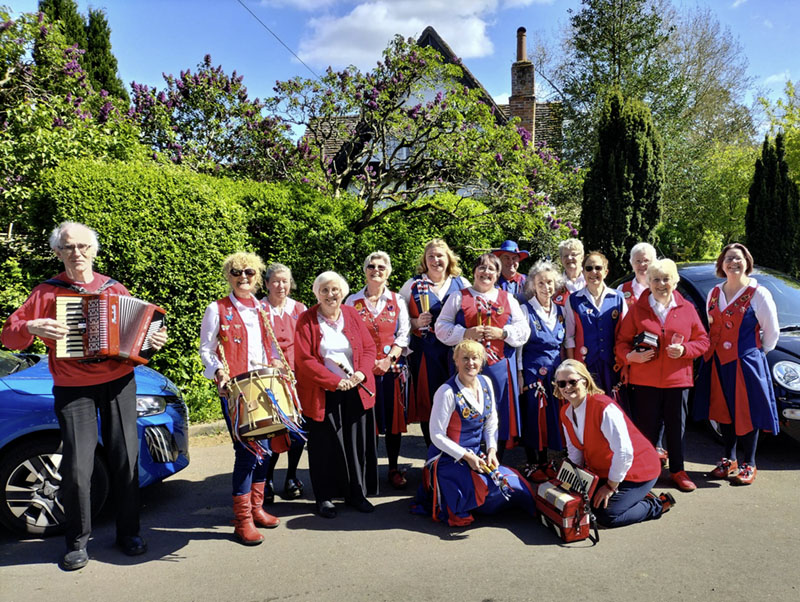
[12,158,557,423]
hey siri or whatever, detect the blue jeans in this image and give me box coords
[220,399,269,496]
[593,477,663,528]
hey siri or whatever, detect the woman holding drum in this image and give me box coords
[435,253,530,459]
[199,252,287,545]
[294,271,378,518]
[399,239,470,448]
[345,252,412,489]
[261,263,308,502]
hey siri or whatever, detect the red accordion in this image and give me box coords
[55,293,166,365]
[535,458,599,543]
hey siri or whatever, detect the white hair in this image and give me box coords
[363,251,392,276]
[312,271,349,300]
[48,221,99,251]
[523,260,564,300]
[629,242,657,265]
[558,238,584,257]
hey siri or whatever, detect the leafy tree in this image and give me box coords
[272,35,560,233]
[551,0,677,163]
[84,8,128,103]
[130,54,296,181]
[0,9,142,233]
[746,133,800,276]
[581,89,664,278]
[37,0,85,57]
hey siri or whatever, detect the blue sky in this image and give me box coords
[7,0,799,111]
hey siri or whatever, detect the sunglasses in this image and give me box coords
[230,268,257,277]
[556,378,584,389]
[366,264,387,271]
[584,265,604,272]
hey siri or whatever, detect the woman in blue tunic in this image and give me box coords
[694,243,779,485]
[399,239,470,448]
[518,260,566,481]
[563,251,627,396]
[413,339,536,526]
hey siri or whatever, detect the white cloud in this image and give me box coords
[764,70,790,85]
[297,1,507,69]
[731,0,748,8]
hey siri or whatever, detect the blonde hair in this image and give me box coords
[363,251,392,276]
[558,238,584,258]
[222,252,266,291]
[417,239,462,278]
[647,258,679,285]
[453,339,486,366]
[552,359,605,399]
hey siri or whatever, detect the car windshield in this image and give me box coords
[0,350,37,377]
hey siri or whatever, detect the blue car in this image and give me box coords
[0,350,190,535]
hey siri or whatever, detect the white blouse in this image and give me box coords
[317,311,354,379]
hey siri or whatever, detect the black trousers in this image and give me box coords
[630,385,688,473]
[306,390,378,504]
[53,372,139,550]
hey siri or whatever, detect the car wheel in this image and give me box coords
[0,437,110,536]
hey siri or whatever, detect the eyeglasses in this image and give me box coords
[366,264,387,272]
[556,378,584,389]
[584,265,604,272]
[230,268,257,277]
[58,243,92,254]
[476,265,498,272]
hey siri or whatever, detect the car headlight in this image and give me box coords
[773,361,800,392]
[136,395,168,416]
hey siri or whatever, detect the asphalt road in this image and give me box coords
[1,422,799,602]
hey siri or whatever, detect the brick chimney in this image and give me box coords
[509,27,535,143]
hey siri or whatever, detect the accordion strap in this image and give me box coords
[44,278,119,295]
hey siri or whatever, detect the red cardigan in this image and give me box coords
[615,290,709,388]
[294,304,377,421]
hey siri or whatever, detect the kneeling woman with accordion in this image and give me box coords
[413,339,536,527]
[199,252,288,545]
[554,359,674,528]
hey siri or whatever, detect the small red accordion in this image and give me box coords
[55,293,166,365]
[535,458,599,543]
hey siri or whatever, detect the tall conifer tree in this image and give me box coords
[746,133,800,276]
[581,89,664,279]
[85,9,128,102]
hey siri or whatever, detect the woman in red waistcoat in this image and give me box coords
[693,243,780,486]
[554,359,675,528]
[616,259,709,493]
[261,263,308,503]
[345,251,412,489]
[294,271,378,518]
[199,252,282,545]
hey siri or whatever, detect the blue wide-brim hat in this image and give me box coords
[492,239,529,260]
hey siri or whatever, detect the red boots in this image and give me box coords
[232,493,264,545]
[250,481,280,528]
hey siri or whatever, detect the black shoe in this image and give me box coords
[348,497,375,513]
[116,535,148,556]
[283,477,304,500]
[318,500,337,519]
[61,548,89,571]
[658,492,676,514]
[264,480,275,505]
